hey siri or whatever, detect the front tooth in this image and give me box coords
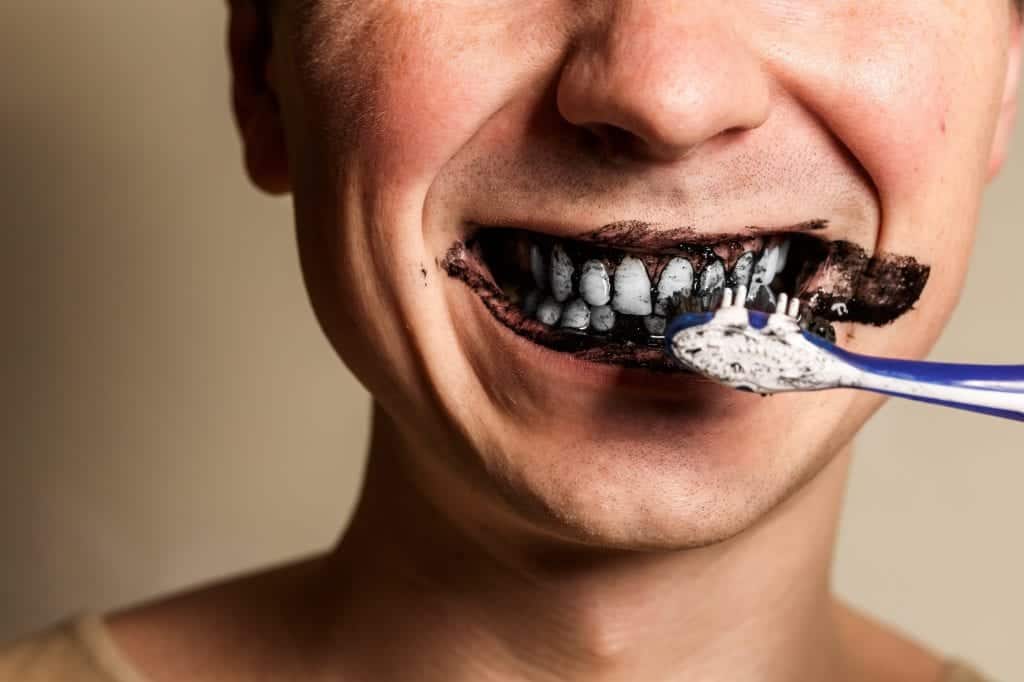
[747,245,781,299]
[579,260,611,307]
[698,260,726,310]
[550,244,575,302]
[560,298,590,330]
[654,257,694,316]
[775,239,790,274]
[729,252,755,289]
[589,304,616,332]
[530,244,548,290]
[747,285,777,313]
[611,256,653,316]
[644,315,666,335]
[536,297,563,326]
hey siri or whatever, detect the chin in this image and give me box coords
[457,387,869,552]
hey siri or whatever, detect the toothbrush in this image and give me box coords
[664,285,1024,422]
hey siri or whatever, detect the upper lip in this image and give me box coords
[466,218,832,251]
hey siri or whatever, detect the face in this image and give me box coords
[233,0,1021,548]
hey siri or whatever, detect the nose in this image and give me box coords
[557,4,773,163]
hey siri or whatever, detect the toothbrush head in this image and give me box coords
[664,287,858,394]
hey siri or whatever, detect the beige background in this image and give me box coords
[1,3,1022,679]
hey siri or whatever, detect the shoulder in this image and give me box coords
[835,601,994,682]
[0,616,135,682]
[942,660,995,682]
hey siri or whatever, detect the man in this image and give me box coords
[2,1,1021,680]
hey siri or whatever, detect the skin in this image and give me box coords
[108,1,1021,681]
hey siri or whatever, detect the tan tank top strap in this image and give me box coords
[72,614,152,682]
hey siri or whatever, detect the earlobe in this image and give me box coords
[228,0,291,195]
[987,19,1022,180]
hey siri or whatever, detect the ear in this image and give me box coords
[228,0,290,194]
[988,15,1022,180]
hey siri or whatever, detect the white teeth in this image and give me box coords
[536,296,563,326]
[579,260,611,307]
[654,257,694,316]
[699,260,725,292]
[611,256,653,316]
[698,260,725,308]
[530,244,548,290]
[560,298,590,330]
[550,245,575,302]
[747,284,776,311]
[523,289,541,316]
[589,304,616,332]
[775,239,790,274]
[644,315,666,335]
[761,244,781,282]
[730,252,755,289]
[746,246,780,302]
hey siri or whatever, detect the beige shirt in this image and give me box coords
[0,614,995,682]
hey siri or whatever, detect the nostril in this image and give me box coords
[578,122,646,161]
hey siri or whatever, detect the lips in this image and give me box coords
[442,222,931,369]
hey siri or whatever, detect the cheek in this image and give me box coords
[345,7,561,192]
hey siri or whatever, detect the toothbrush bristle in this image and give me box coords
[776,293,789,315]
[722,287,735,308]
[787,297,801,318]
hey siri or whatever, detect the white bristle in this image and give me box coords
[735,285,748,307]
[722,287,734,308]
[776,293,789,315]
[788,297,801,318]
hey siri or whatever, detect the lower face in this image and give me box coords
[274,1,1012,547]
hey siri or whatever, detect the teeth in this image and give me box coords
[775,239,790,274]
[521,237,795,337]
[644,315,666,335]
[589,304,616,332]
[729,251,755,289]
[579,260,611,307]
[747,244,781,300]
[530,244,548,290]
[536,296,563,326]
[747,284,776,313]
[698,260,726,311]
[550,244,575,302]
[654,257,694,316]
[560,298,591,330]
[611,256,653,316]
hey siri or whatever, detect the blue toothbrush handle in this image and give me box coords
[806,333,1024,422]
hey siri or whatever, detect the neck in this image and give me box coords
[309,404,854,682]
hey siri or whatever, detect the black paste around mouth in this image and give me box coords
[441,226,931,367]
[577,219,829,250]
[791,240,931,326]
[440,241,683,371]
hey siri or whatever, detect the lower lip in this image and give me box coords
[463,288,748,399]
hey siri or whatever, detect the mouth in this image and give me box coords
[441,221,930,370]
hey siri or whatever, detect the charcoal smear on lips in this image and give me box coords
[442,225,931,369]
[792,241,932,326]
[440,241,682,371]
